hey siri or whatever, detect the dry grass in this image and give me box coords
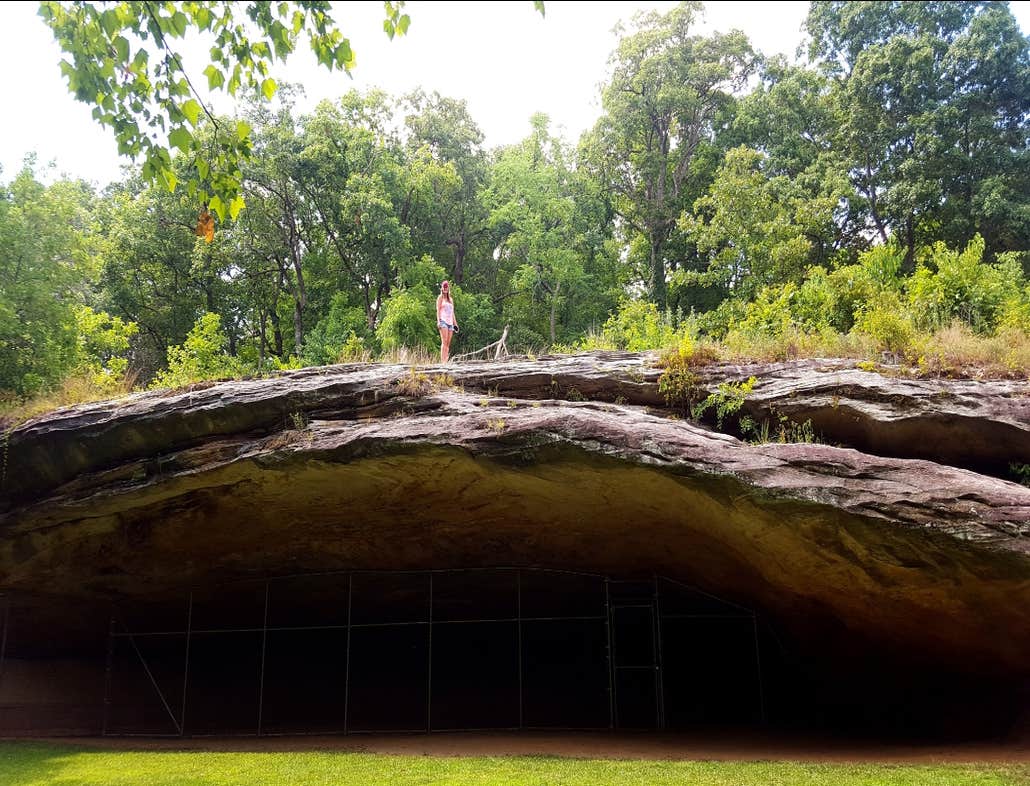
[377,346,439,366]
[911,325,1030,379]
[0,372,138,431]
[673,324,1030,380]
[720,328,876,364]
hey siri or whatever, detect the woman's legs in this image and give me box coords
[439,326,449,363]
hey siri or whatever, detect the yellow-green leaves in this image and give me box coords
[181,99,201,128]
[39,1,433,222]
[228,195,246,221]
[382,1,410,40]
[203,64,224,90]
[168,127,193,152]
[208,194,226,222]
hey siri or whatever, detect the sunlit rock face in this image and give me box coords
[2,353,1029,735]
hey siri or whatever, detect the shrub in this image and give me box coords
[376,287,438,353]
[852,294,916,356]
[154,312,242,388]
[907,235,1028,334]
[303,294,369,365]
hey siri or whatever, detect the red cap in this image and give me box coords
[441,280,450,289]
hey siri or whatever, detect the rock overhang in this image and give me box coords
[2,353,1029,683]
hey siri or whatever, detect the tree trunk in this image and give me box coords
[903,216,916,275]
[649,231,668,312]
[549,281,561,345]
[453,239,466,286]
[293,299,304,357]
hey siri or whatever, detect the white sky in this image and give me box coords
[2,0,1028,188]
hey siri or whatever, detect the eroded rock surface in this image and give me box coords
[2,353,1029,680]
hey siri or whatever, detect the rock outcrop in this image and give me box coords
[3,352,1029,692]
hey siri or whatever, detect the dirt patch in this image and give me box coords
[24,731,1030,764]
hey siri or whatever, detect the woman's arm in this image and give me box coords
[436,295,443,321]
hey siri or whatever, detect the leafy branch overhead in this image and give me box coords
[38,1,402,223]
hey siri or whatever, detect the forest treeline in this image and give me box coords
[2,1,1028,405]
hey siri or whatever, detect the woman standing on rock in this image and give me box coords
[437,280,458,363]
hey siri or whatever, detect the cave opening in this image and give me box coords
[0,567,1023,741]
[1,569,777,737]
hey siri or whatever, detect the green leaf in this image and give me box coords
[160,167,178,192]
[170,11,188,37]
[534,1,546,17]
[181,99,202,127]
[99,9,119,37]
[235,120,252,141]
[113,35,129,63]
[397,14,410,35]
[208,194,226,222]
[261,77,277,100]
[203,64,224,90]
[169,126,193,152]
[197,159,209,180]
[228,195,246,221]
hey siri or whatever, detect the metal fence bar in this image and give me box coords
[180,592,193,736]
[659,575,754,614]
[257,581,269,735]
[343,573,352,736]
[426,572,433,733]
[752,614,766,725]
[659,613,754,620]
[606,579,619,730]
[122,622,182,734]
[653,574,665,730]
[101,614,115,736]
[110,614,611,638]
[516,570,523,730]
[0,596,9,692]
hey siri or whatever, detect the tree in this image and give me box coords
[402,90,491,286]
[38,2,545,225]
[681,146,846,300]
[806,1,1030,266]
[38,1,410,220]
[588,1,755,310]
[487,115,614,346]
[0,164,97,394]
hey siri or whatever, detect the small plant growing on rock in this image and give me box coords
[394,367,431,397]
[691,376,756,427]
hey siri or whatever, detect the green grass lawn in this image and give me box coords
[0,743,1027,786]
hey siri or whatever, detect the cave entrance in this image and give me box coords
[12,569,765,736]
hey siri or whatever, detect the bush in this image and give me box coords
[72,306,138,394]
[376,286,438,353]
[907,235,1028,334]
[303,294,369,365]
[154,312,242,388]
[852,293,915,355]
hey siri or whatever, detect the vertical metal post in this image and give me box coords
[0,595,9,691]
[343,574,352,735]
[752,614,767,725]
[179,592,193,736]
[426,572,433,733]
[604,578,616,730]
[101,614,115,736]
[257,581,270,735]
[516,570,523,730]
[653,575,666,730]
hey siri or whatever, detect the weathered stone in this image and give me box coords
[2,353,1029,686]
